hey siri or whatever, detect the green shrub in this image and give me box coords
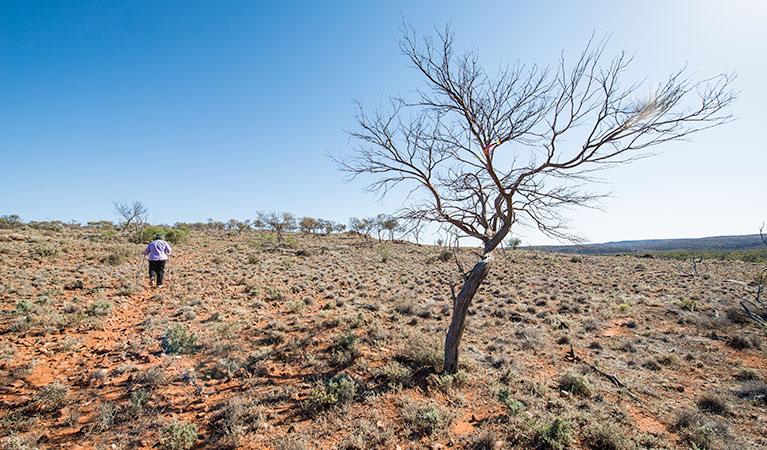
[584,424,630,450]
[163,324,198,354]
[330,331,361,367]
[140,226,190,244]
[557,372,593,397]
[376,244,391,262]
[86,300,113,317]
[396,332,444,370]
[104,246,132,265]
[400,400,454,435]
[373,361,413,389]
[435,370,469,393]
[498,388,525,415]
[534,418,572,450]
[437,250,453,262]
[305,374,357,415]
[14,299,34,316]
[160,419,198,450]
[34,246,59,258]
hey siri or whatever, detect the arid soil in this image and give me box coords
[1,227,766,449]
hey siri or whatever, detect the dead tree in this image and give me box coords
[113,201,148,238]
[736,224,767,326]
[337,25,736,373]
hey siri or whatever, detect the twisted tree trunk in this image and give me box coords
[443,252,493,373]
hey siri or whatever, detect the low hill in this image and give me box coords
[530,233,766,255]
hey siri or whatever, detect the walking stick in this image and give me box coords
[167,254,172,286]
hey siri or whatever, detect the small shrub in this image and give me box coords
[396,332,444,370]
[468,430,499,450]
[434,370,469,393]
[160,419,198,450]
[339,420,395,450]
[672,409,729,450]
[376,244,391,262]
[735,380,767,404]
[163,324,198,354]
[437,250,453,262]
[264,286,283,301]
[534,417,572,450]
[132,366,167,390]
[373,361,413,389]
[557,372,592,397]
[94,401,119,432]
[128,389,151,416]
[305,374,357,415]
[655,354,679,367]
[678,298,698,312]
[330,330,362,367]
[696,393,730,415]
[104,246,131,265]
[498,388,525,415]
[34,246,59,258]
[33,381,69,413]
[14,299,35,316]
[217,395,263,447]
[728,335,759,350]
[734,368,760,381]
[400,400,454,435]
[86,300,113,317]
[585,424,630,450]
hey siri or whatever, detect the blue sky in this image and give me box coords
[1,1,764,245]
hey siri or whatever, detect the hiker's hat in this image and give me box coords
[155,233,164,240]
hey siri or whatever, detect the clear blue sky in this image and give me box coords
[1,1,764,245]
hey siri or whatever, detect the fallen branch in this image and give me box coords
[739,300,767,326]
[567,344,642,403]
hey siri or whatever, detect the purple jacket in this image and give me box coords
[144,240,172,261]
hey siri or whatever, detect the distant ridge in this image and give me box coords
[528,234,765,255]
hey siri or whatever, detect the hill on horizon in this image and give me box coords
[529,233,766,255]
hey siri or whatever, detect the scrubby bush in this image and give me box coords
[86,300,113,317]
[104,246,132,265]
[33,381,69,413]
[305,374,357,415]
[139,225,190,244]
[437,249,453,262]
[584,424,630,450]
[160,420,198,450]
[696,392,730,415]
[339,420,394,449]
[373,361,413,389]
[557,372,593,397]
[330,331,362,367]
[0,214,24,229]
[400,400,455,436]
[396,332,444,370]
[534,417,572,450]
[163,324,198,354]
[498,387,525,415]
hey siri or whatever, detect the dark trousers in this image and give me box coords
[148,260,167,286]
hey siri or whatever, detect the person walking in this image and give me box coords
[144,233,172,288]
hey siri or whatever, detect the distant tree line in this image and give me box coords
[1,208,423,244]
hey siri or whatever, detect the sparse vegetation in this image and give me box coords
[1,224,765,449]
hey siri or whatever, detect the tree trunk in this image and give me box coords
[443,252,493,373]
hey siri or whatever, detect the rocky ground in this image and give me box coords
[1,227,766,449]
